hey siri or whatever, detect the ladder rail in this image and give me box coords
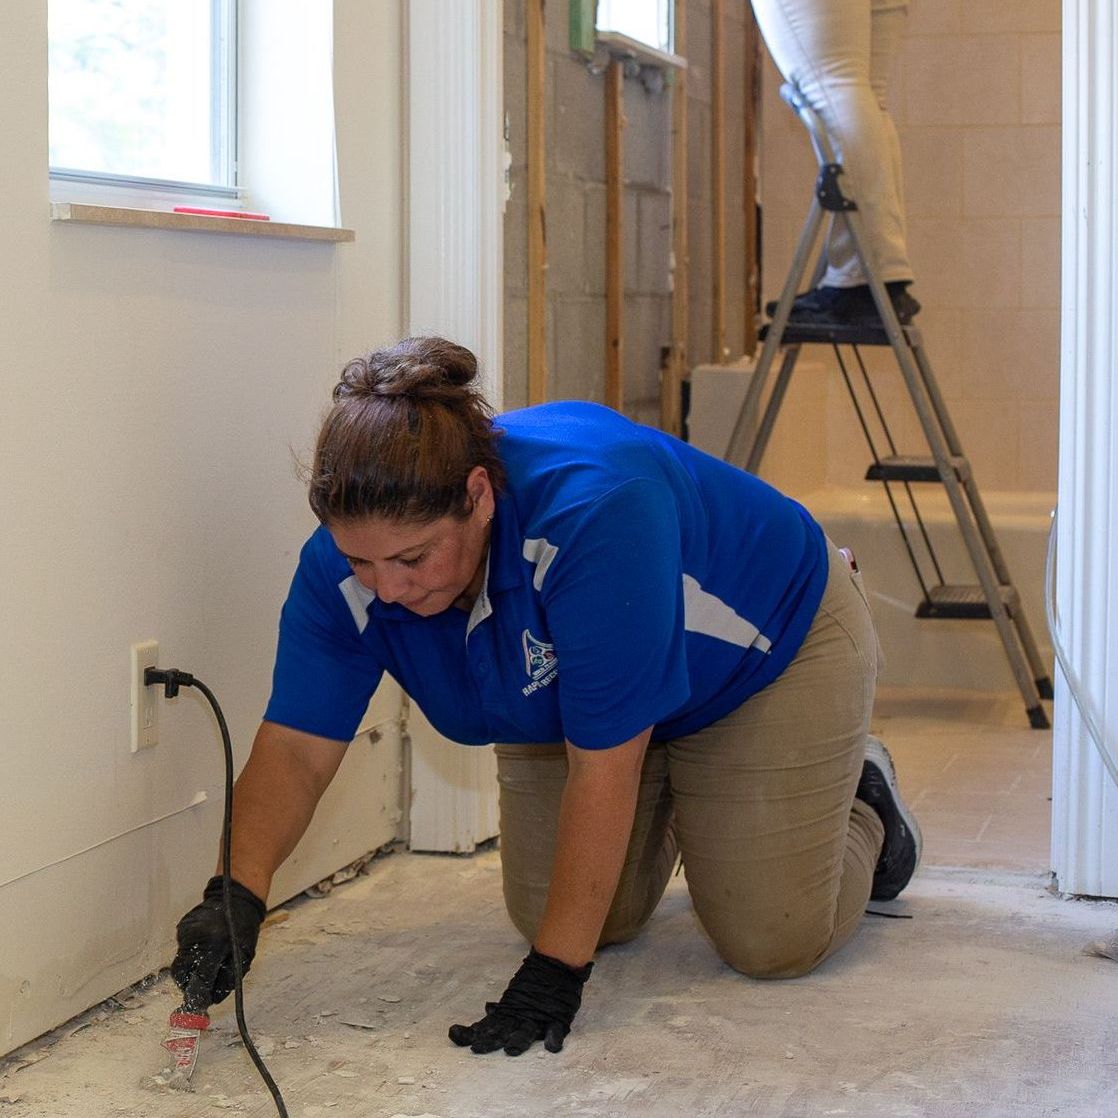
[731,81,1054,726]
[726,195,827,468]
[745,346,801,475]
[725,81,836,470]
[841,207,1047,712]
[908,338,1051,685]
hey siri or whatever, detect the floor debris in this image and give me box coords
[1084,930,1118,961]
[6,797,1118,1118]
[0,1049,50,1075]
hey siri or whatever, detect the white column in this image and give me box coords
[404,0,503,852]
[1052,0,1118,897]
[405,0,504,403]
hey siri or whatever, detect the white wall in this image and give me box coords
[1051,0,1118,899]
[0,0,405,1055]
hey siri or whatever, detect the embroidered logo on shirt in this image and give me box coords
[521,629,559,696]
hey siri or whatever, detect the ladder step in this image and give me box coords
[865,455,970,483]
[759,320,902,347]
[916,584,1018,620]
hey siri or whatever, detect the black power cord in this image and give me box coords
[146,667,289,1117]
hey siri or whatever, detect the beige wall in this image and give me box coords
[758,0,1060,497]
[0,0,404,1056]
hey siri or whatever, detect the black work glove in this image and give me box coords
[448,947,593,1056]
[170,876,267,1011]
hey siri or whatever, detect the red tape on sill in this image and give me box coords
[172,207,271,221]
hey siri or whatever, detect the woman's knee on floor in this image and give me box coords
[700,911,831,980]
[716,937,826,980]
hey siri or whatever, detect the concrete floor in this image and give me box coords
[4,688,1118,1118]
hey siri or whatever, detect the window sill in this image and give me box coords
[594,32,686,72]
[50,203,355,243]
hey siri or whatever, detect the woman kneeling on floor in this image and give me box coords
[171,335,921,1056]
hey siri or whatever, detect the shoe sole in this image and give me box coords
[864,735,923,900]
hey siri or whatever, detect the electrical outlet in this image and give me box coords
[130,640,159,752]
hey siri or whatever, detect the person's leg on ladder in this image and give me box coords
[750,0,918,323]
[869,0,912,277]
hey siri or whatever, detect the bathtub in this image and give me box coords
[687,362,1056,693]
[801,485,1056,693]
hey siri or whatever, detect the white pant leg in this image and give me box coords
[869,3,911,274]
[751,0,914,287]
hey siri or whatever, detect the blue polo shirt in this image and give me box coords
[264,402,827,750]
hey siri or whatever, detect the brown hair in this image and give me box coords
[308,336,506,525]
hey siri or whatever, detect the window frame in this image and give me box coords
[595,0,674,56]
[569,0,685,72]
[48,0,241,205]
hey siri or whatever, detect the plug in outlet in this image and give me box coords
[130,640,160,751]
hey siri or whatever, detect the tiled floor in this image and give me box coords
[873,686,1053,874]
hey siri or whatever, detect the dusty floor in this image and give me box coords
[3,688,1117,1118]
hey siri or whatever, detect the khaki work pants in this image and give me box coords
[495,541,885,978]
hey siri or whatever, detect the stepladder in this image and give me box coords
[726,83,1053,729]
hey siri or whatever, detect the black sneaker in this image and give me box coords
[857,735,922,901]
[765,282,921,328]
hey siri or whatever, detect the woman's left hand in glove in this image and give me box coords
[448,947,593,1056]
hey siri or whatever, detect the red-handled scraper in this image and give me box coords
[150,970,212,1090]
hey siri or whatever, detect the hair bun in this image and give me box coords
[334,336,478,402]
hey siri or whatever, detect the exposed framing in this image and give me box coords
[605,56,625,411]
[743,11,761,356]
[711,0,727,362]
[527,0,548,404]
[663,0,689,436]
[519,1,761,428]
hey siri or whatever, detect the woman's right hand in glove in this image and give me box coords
[170,876,267,1011]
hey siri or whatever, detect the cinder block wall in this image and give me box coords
[504,0,752,425]
[758,0,1061,496]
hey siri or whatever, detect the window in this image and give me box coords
[49,0,238,199]
[595,0,674,56]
